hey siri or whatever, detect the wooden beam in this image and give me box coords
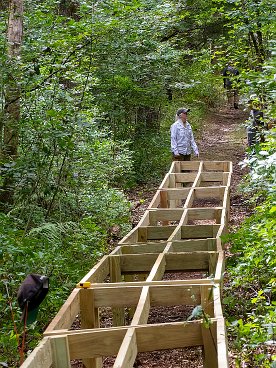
[20,338,52,368]
[110,255,125,326]
[147,253,166,281]
[165,252,215,271]
[170,239,216,252]
[44,288,80,333]
[79,255,110,284]
[120,243,167,254]
[131,286,150,325]
[113,329,138,368]
[64,321,205,359]
[217,318,229,368]
[181,225,220,239]
[174,172,197,183]
[80,289,102,368]
[51,336,71,368]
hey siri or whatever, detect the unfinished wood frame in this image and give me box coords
[21,161,231,368]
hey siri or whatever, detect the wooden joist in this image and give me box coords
[22,161,231,368]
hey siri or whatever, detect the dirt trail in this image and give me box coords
[197,107,249,228]
[130,107,250,229]
[125,106,251,368]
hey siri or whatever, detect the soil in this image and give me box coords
[72,106,252,368]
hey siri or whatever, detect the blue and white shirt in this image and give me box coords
[170,119,199,156]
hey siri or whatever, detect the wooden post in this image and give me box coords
[110,256,125,326]
[80,289,102,368]
[200,286,217,368]
[51,336,71,368]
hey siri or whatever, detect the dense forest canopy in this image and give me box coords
[0,0,275,366]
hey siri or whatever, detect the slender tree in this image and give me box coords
[0,0,23,204]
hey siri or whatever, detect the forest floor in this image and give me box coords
[124,105,251,368]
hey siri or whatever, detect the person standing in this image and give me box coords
[222,64,240,109]
[170,108,199,161]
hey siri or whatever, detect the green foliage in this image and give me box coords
[225,121,276,364]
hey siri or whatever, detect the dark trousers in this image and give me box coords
[172,153,191,161]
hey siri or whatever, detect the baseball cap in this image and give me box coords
[17,274,49,325]
[176,108,190,116]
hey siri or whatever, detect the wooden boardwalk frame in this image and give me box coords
[21,160,231,368]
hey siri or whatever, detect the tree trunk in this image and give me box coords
[0,0,23,205]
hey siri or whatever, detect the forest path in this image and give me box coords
[130,106,250,230]
[123,106,251,368]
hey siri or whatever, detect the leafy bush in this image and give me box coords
[225,127,276,366]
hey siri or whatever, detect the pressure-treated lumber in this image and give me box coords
[22,161,231,368]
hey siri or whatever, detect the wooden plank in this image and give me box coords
[175,172,197,183]
[194,186,225,199]
[179,161,201,172]
[208,252,219,275]
[201,323,218,368]
[165,252,215,271]
[217,318,229,368]
[149,208,184,221]
[150,284,201,306]
[88,279,216,289]
[158,172,170,188]
[111,254,158,272]
[183,189,195,209]
[20,338,52,368]
[170,239,216,252]
[200,285,217,368]
[222,172,231,186]
[159,190,168,208]
[138,227,148,242]
[203,161,230,171]
[213,286,223,318]
[93,286,142,307]
[135,321,203,352]
[50,335,71,368]
[147,190,161,209]
[187,207,222,221]
[192,161,203,187]
[147,254,166,281]
[119,227,138,244]
[131,286,150,325]
[144,225,177,240]
[110,246,122,255]
[121,243,167,254]
[201,172,224,182]
[44,288,80,333]
[79,255,110,284]
[110,255,125,326]
[65,321,204,359]
[214,251,225,281]
[80,288,102,368]
[181,225,220,239]
[68,329,126,358]
[161,187,190,201]
[113,328,138,368]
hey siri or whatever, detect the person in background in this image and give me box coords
[170,108,199,161]
[222,64,240,109]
